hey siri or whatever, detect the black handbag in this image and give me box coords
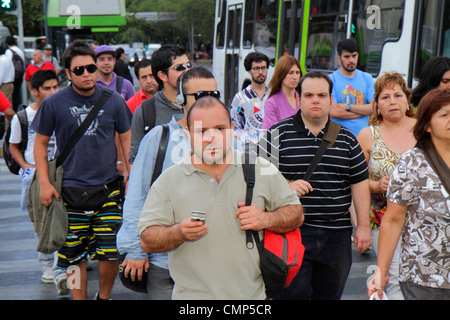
[118,124,170,293]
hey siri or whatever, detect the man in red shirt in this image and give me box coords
[0,89,14,120]
[126,59,159,113]
[25,50,55,93]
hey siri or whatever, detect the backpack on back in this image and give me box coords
[141,97,156,135]
[11,50,25,82]
[3,107,28,175]
[242,152,305,299]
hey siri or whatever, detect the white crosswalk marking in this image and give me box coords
[0,156,375,300]
[0,160,146,300]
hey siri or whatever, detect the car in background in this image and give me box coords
[126,48,148,66]
[197,52,210,59]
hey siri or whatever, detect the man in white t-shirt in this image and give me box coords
[8,69,67,295]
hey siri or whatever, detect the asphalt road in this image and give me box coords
[0,158,376,301]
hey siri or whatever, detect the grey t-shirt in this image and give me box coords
[129,90,183,163]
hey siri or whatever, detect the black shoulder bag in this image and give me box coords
[302,121,341,181]
[58,89,120,212]
[27,88,113,254]
[119,124,170,294]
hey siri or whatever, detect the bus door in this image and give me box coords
[277,0,303,61]
[411,0,450,86]
[224,4,243,106]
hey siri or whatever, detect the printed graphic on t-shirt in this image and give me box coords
[69,105,104,136]
[342,84,364,105]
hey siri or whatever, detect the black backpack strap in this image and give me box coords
[56,89,113,167]
[151,124,170,185]
[141,97,157,134]
[302,121,341,181]
[16,109,28,152]
[116,76,123,94]
[242,150,259,249]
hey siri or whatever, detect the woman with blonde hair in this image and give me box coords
[263,55,302,129]
[357,72,416,299]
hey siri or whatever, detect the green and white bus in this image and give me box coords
[213,0,450,105]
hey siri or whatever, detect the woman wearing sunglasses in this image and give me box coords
[263,56,302,130]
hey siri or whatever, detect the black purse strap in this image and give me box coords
[56,89,113,167]
[422,143,450,196]
[151,124,170,185]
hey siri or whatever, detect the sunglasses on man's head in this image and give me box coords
[185,90,221,101]
[70,64,97,76]
[168,62,193,72]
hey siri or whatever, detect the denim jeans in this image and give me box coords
[20,167,35,211]
[280,226,353,300]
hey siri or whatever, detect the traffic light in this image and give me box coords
[0,0,16,11]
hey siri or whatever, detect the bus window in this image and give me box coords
[351,0,404,75]
[444,1,450,57]
[227,9,236,48]
[278,0,302,59]
[415,0,450,78]
[243,0,255,48]
[306,0,349,71]
[243,0,278,64]
[216,0,227,48]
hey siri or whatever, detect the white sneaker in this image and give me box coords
[54,272,70,296]
[41,266,54,283]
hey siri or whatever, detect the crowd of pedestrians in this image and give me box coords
[1,36,449,301]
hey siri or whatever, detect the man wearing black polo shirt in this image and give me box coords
[258,71,371,300]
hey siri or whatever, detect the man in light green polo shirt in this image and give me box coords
[138,96,304,300]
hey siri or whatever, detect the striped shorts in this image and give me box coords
[57,186,123,270]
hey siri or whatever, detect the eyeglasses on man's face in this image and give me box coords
[185,90,221,101]
[168,62,193,72]
[251,66,268,72]
[70,64,97,76]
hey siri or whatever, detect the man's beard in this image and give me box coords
[252,75,266,85]
[71,81,95,93]
[342,63,356,73]
[193,141,232,165]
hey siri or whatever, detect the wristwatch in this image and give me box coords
[346,103,351,111]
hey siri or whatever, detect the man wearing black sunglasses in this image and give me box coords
[129,44,191,165]
[31,40,133,300]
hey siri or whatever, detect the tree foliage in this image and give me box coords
[124,0,215,48]
[0,0,216,49]
[0,0,44,36]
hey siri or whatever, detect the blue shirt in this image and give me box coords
[117,114,191,268]
[31,85,132,188]
[329,69,375,136]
